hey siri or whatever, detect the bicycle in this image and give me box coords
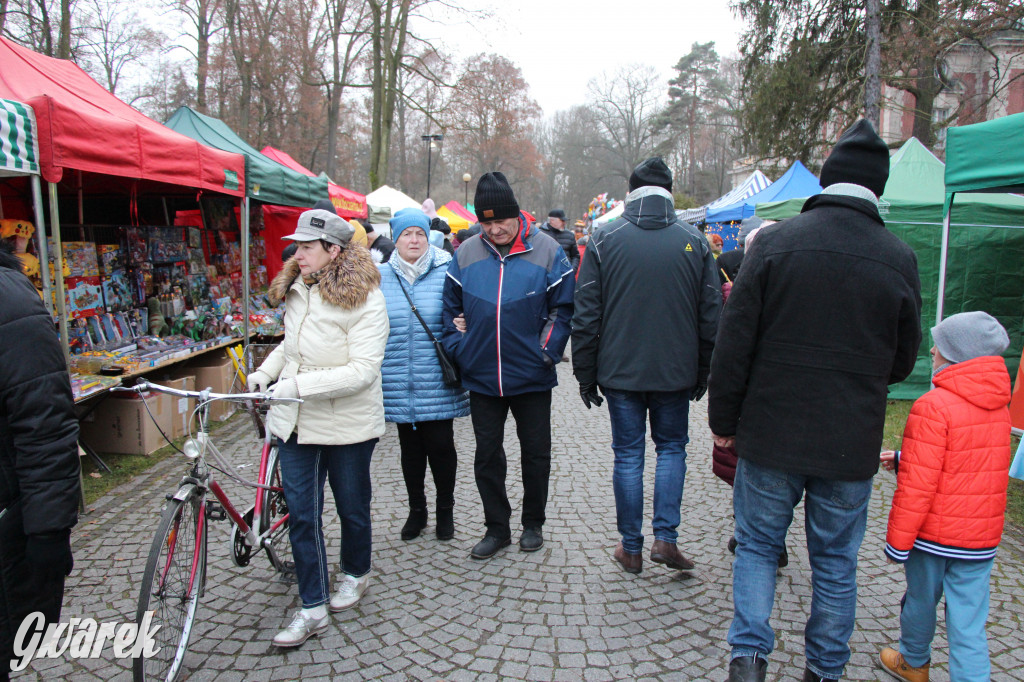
[113,379,301,682]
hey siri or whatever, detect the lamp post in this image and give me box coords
[421,134,443,199]
[462,173,472,206]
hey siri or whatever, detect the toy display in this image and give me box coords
[0,218,40,281]
[63,276,104,318]
[61,241,100,277]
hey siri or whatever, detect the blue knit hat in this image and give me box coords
[390,208,430,242]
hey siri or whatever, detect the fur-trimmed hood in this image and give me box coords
[268,243,381,308]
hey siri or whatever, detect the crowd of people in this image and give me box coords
[1,119,1015,682]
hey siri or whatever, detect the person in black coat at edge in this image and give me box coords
[538,209,581,274]
[716,216,760,285]
[0,241,80,682]
[708,120,922,682]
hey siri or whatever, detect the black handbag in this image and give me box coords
[396,278,462,387]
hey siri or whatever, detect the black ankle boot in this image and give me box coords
[401,507,427,541]
[435,506,454,541]
[802,668,837,682]
[728,654,767,682]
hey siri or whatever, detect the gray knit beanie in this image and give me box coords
[931,311,1009,363]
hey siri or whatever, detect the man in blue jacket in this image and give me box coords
[442,171,574,560]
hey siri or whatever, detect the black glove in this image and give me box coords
[691,383,707,401]
[26,531,74,582]
[579,382,603,409]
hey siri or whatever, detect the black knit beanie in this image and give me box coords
[474,171,519,221]
[313,198,337,215]
[628,157,673,192]
[820,119,890,197]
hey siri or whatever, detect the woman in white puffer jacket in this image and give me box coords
[247,208,388,648]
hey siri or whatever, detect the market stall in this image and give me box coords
[165,106,329,303]
[678,170,772,226]
[365,184,421,235]
[705,163,820,250]
[261,145,367,220]
[0,40,255,404]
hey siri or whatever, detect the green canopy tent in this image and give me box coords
[756,137,1024,398]
[165,106,329,341]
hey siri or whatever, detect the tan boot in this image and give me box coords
[879,647,929,682]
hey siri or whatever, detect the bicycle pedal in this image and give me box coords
[206,501,227,521]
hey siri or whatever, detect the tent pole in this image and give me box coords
[242,196,250,349]
[936,198,952,326]
[49,182,71,365]
[31,175,54,315]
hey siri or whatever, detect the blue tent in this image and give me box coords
[705,161,822,224]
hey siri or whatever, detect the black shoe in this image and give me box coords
[436,507,455,541]
[778,546,789,569]
[400,508,428,541]
[728,536,737,554]
[801,668,837,682]
[728,654,767,682]
[519,527,543,552]
[470,535,511,560]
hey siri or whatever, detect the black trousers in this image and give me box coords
[396,419,458,510]
[469,390,552,540]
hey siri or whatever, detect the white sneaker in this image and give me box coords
[329,573,370,612]
[272,610,329,647]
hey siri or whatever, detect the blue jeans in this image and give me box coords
[729,458,872,679]
[277,434,376,608]
[900,550,993,680]
[604,389,690,554]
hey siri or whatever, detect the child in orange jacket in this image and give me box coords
[878,311,1011,682]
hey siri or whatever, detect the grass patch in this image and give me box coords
[883,400,1024,530]
[80,412,246,507]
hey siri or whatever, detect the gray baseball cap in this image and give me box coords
[282,209,355,247]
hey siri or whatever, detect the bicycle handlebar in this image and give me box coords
[111,380,303,404]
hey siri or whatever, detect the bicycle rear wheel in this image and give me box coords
[133,489,207,682]
[260,444,293,575]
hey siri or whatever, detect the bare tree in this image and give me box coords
[77,0,164,96]
[163,0,226,113]
[586,64,668,184]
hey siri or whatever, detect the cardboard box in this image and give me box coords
[183,354,241,421]
[152,374,197,438]
[79,392,174,455]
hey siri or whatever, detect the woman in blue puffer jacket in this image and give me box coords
[379,208,470,542]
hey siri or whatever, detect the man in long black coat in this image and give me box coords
[0,241,80,679]
[708,120,922,682]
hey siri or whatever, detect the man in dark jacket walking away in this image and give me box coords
[708,120,922,682]
[442,172,574,561]
[538,209,580,274]
[0,242,80,680]
[572,157,721,575]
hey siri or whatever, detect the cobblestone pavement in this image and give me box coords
[15,363,1024,681]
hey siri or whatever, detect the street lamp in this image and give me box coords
[421,134,443,199]
[462,173,472,206]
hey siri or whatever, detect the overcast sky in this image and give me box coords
[419,0,745,116]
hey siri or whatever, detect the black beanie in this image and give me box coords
[820,120,890,197]
[474,171,519,221]
[628,157,673,192]
[313,198,337,215]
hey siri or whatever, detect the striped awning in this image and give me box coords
[679,170,772,225]
[0,98,40,176]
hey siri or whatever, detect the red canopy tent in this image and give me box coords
[0,37,246,355]
[443,200,476,222]
[261,146,366,219]
[0,38,245,194]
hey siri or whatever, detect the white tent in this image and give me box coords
[365,185,420,237]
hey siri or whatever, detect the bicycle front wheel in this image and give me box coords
[260,444,293,575]
[133,488,207,682]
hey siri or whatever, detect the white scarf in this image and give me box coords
[821,183,879,206]
[394,248,432,284]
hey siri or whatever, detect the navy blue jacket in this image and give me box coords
[442,215,574,396]
[379,247,471,423]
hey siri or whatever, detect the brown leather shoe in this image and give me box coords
[650,540,696,570]
[879,647,929,682]
[613,543,642,574]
